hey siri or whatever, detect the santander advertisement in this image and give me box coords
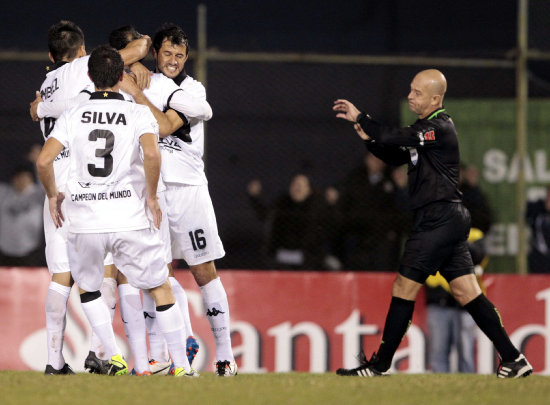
[1,268,549,374]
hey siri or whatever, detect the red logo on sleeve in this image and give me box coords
[424,130,435,141]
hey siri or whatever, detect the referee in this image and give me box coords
[333,69,532,378]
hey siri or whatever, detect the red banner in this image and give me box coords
[1,268,549,374]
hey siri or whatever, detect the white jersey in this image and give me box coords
[50,91,159,233]
[159,75,211,185]
[38,55,92,189]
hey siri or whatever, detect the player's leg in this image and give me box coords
[116,271,151,375]
[168,262,199,365]
[148,281,196,377]
[159,189,199,365]
[114,228,195,377]
[142,289,171,373]
[450,273,532,378]
[189,261,236,376]
[166,184,235,376]
[68,232,127,375]
[85,261,117,374]
[45,271,73,375]
[43,199,74,375]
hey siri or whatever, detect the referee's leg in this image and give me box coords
[371,272,424,373]
[450,274,520,363]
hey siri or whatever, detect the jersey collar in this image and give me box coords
[89,91,125,100]
[46,60,68,73]
[426,108,446,120]
[173,69,187,86]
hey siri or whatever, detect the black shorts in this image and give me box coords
[399,201,474,284]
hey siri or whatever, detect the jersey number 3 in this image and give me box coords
[88,129,114,177]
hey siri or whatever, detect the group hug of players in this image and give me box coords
[32,21,236,377]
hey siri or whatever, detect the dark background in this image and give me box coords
[1,1,549,269]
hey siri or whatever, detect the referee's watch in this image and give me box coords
[356,112,365,123]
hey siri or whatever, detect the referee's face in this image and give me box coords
[407,77,431,118]
[154,39,188,79]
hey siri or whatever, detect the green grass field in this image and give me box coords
[1,371,548,405]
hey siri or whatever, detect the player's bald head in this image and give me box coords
[415,69,447,99]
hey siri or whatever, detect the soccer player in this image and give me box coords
[36,45,197,377]
[34,20,150,375]
[107,24,235,376]
[99,25,208,375]
[31,25,206,374]
[333,69,532,378]
[149,24,237,377]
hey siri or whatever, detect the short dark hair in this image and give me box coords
[88,45,124,89]
[48,20,85,63]
[153,23,189,54]
[109,25,142,50]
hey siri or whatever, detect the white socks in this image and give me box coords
[118,284,149,374]
[169,276,194,337]
[90,277,117,359]
[45,281,71,370]
[156,304,191,370]
[81,295,121,359]
[200,277,234,362]
[142,290,169,362]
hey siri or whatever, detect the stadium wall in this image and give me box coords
[1,268,549,374]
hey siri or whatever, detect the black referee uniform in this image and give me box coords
[356,108,474,284]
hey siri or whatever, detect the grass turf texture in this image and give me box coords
[1,371,549,405]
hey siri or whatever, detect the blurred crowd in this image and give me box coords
[2,145,550,277]
[245,154,501,274]
[0,144,46,266]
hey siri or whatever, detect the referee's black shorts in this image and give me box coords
[399,201,474,284]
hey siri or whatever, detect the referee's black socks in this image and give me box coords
[375,296,415,372]
[464,293,520,362]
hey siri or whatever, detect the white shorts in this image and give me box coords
[43,197,70,275]
[165,183,225,266]
[103,192,171,267]
[67,228,168,292]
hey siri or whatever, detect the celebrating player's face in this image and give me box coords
[155,39,188,79]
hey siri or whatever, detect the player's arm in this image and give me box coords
[167,88,213,121]
[119,35,152,90]
[140,132,162,229]
[120,74,183,137]
[31,89,91,121]
[36,137,65,228]
[119,35,151,66]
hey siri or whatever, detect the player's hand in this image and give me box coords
[30,91,42,121]
[120,72,140,97]
[130,62,152,90]
[333,99,361,122]
[141,34,152,48]
[147,195,162,230]
[354,123,370,141]
[49,192,65,228]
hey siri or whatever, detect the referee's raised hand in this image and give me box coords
[333,99,361,122]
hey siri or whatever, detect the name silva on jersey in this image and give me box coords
[81,111,127,125]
